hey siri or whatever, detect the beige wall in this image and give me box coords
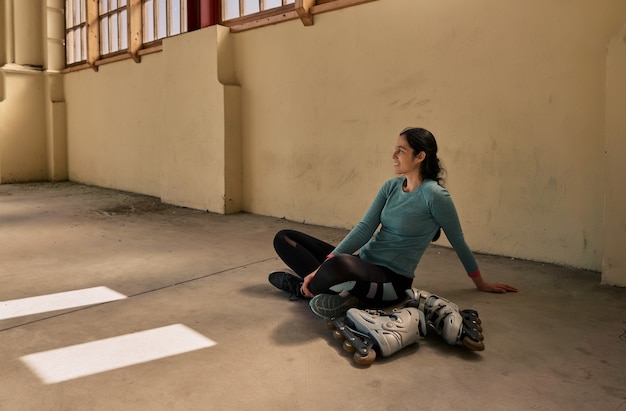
[65,55,164,196]
[0,67,47,181]
[159,27,242,213]
[0,0,67,182]
[8,0,626,284]
[234,0,625,274]
[603,24,626,286]
[65,27,242,213]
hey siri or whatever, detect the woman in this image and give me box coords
[269,127,517,321]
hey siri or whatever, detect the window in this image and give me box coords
[99,0,129,56]
[143,0,188,44]
[222,0,294,20]
[220,0,378,31]
[64,0,193,70]
[65,0,87,65]
[63,0,375,70]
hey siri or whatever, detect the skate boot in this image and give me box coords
[346,307,427,357]
[404,288,484,351]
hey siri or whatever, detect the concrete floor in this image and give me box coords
[0,182,625,411]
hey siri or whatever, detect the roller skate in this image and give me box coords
[404,288,484,351]
[325,307,426,366]
[326,314,377,366]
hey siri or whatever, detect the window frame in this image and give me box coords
[62,0,378,72]
[98,0,130,58]
[64,0,199,72]
[143,0,190,47]
[222,0,379,32]
[221,0,294,22]
[65,0,88,65]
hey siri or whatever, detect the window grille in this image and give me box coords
[143,0,188,44]
[99,0,129,56]
[63,0,373,70]
[223,0,295,21]
[65,0,87,65]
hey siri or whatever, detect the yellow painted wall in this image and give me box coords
[159,28,242,213]
[65,54,164,196]
[0,0,45,183]
[65,27,241,213]
[0,68,47,181]
[54,0,625,283]
[603,24,626,286]
[0,0,62,183]
[234,0,625,272]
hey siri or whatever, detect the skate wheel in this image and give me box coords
[462,336,485,351]
[333,330,345,341]
[353,350,376,366]
[462,309,481,325]
[343,341,356,353]
[326,320,336,330]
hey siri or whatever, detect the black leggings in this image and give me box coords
[273,230,413,307]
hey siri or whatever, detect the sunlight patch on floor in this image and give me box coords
[0,286,127,320]
[20,324,217,384]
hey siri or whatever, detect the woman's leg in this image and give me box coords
[308,255,413,307]
[273,230,335,279]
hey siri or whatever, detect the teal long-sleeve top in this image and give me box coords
[331,177,479,278]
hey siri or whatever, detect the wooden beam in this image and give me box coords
[128,0,142,63]
[86,0,99,71]
[294,0,314,26]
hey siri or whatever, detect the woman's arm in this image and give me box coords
[331,180,392,256]
[302,181,394,297]
[432,188,518,293]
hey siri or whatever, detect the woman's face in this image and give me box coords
[392,135,423,175]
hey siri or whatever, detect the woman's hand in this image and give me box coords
[302,254,335,297]
[477,282,518,293]
[472,274,518,293]
[301,269,318,298]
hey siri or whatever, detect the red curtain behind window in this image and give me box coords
[187,0,219,30]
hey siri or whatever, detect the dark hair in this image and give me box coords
[399,127,445,186]
[400,127,445,242]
